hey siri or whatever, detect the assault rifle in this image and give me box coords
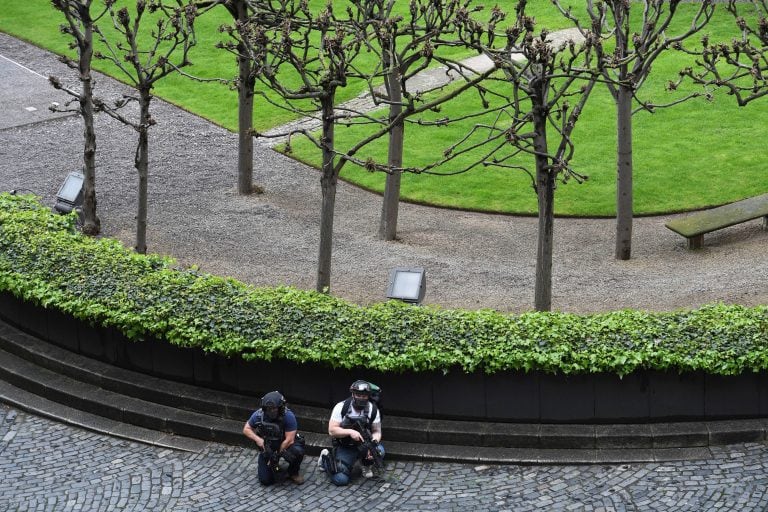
[342,417,384,470]
[255,421,287,478]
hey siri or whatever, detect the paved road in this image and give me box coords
[2,404,768,512]
[0,54,75,130]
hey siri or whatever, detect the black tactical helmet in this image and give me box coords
[349,380,371,409]
[260,391,286,420]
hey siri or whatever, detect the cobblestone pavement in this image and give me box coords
[2,404,768,512]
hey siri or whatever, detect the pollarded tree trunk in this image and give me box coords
[379,64,404,241]
[234,0,256,195]
[79,27,100,235]
[237,52,255,194]
[615,83,633,261]
[54,0,100,235]
[316,93,336,293]
[533,111,554,312]
[134,90,151,255]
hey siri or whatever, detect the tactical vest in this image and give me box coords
[336,398,378,447]
[254,412,285,450]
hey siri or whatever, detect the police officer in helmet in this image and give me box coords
[319,380,384,485]
[243,391,305,485]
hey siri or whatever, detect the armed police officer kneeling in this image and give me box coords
[243,391,305,485]
[319,380,385,486]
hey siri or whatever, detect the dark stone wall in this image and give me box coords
[2,292,766,423]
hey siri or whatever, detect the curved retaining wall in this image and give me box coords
[2,292,767,423]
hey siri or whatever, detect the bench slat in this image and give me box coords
[665,193,768,238]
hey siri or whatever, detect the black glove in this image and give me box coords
[263,445,273,460]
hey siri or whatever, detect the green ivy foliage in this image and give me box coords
[1,193,767,376]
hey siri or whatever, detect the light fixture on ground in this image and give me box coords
[386,267,426,305]
[53,171,84,214]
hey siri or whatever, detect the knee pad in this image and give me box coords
[331,472,350,486]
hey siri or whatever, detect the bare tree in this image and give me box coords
[93,0,197,254]
[201,0,264,194]
[233,1,493,292]
[49,0,115,235]
[347,0,497,241]
[557,0,714,260]
[456,1,602,311]
[679,0,768,106]
[233,0,366,293]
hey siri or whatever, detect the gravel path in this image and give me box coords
[1,32,767,314]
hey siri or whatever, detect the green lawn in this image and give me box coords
[1,1,766,216]
[289,4,768,216]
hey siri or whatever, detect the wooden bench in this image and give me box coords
[665,193,768,249]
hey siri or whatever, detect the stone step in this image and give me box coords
[0,377,212,453]
[1,320,595,448]
[0,321,501,446]
[0,319,765,463]
[0,375,717,465]
[0,346,242,444]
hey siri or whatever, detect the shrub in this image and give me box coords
[0,193,766,376]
